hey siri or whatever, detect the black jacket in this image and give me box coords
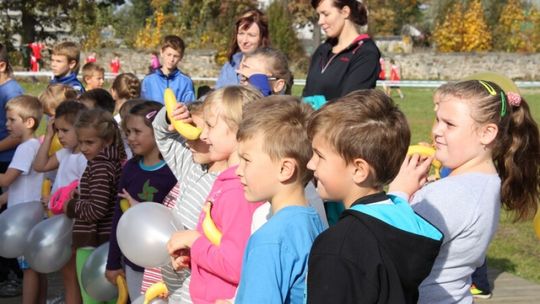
[302,34,381,101]
[307,193,442,304]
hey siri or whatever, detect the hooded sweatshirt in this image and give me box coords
[307,192,442,304]
[66,144,125,248]
[50,72,85,93]
[141,68,195,104]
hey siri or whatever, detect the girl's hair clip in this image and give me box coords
[145,110,158,122]
[507,92,522,107]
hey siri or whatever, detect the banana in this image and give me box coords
[144,281,168,304]
[119,198,130,213]
[41,178,52,198]
[164,88,202,140]
[116,275,128,304]
[407,145,443,179]
[202,202,222,246]
[48,134,63,156]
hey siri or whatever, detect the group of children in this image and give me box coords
[0,30,538,304]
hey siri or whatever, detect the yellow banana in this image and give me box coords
[164,88,202,140]
[116,275,128,304]
[42,179,53,217]
[119,198,130,213]
[407,145,443,179]
[533,209,540,240]
[202,202,222,246]
[144,281,168,304]
[48,134,63,156]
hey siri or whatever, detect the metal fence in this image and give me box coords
[13,71,540,88]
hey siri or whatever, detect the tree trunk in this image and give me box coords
[21,8,37,44]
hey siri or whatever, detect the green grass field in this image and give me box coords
[21,81,540,283]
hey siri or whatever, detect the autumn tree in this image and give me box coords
[432,1,464,52]
[462,0,491,51]
[494,0,526,52]
[267,0,305,61]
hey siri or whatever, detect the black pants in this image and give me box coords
[0,161,22,281]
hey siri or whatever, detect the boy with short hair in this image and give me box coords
[141,35,195,104]
[234,96,325,303]
[50,41,85,93]
[306,90,443,304]
[1,95,45,303]
[81,62,105,90]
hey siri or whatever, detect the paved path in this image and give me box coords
[1,267,539,303]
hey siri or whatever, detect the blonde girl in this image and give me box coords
[391,80,539,303]
[167,86,264,303]
[63,108,126,304]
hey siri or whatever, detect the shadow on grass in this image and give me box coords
[487,257,516,287]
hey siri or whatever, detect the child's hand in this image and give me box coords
[118,189,139,206]
[167,230,200,256]
[168,103,192,132]
[215,299,233,304]
[105,269,125,285]
[171,251,191,271]
[44,117,56,139]
[388,154,433,198]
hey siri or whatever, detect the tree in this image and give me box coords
[287,0,321,47]
[267,0,305,62]
[462,0,491,51]
[432,1,464,52]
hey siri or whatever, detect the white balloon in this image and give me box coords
[81,242,118,301]
[117,203,182,268]
[0,202,43,258]
[24,214,73,273]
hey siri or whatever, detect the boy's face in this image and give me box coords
[160,47,182,73]
[85,71,105,90]
[307,133,356,205]
[54,116,78,150]
[6,110,32,137]
[236,133,279,202]
[51,54,76,77]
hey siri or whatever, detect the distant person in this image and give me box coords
[303,0,380,103]
[141,35,195,104]
[81,62,105,90]
[50,41,85,93]
[379,57,389,95]
[85,52,97,63]
[110,53,121,74]
[215,9,270,88]
[388,59,404,99]
[28,41,44,71]
[150,51,160,73]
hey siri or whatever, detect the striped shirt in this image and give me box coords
[65,144,124,248]
[152,108,219,303]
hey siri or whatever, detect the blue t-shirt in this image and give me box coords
[0,79,23,162]
[141,68,195,104]
[236,206,324,304]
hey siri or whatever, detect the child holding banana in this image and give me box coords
[166,86,264,304]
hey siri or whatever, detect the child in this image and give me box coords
[110,73,141,117]
[2,95,45,303]
[118,99,146,160]
[236,47,293,96]
[141,35,195,104]
[78,88,115,114]
[388,59,404,99]
[145,101,228,302]
[234,96,324,303]
[166,85,263,303]
[63,108,126,303]
[105,101,176,300]
[306,90,443,304]
[38,84,78,116]
[390,80,540,303]
[81,62,105,90]
[33,100,87,304]
[50,41,85,93]
[110,53,121,74]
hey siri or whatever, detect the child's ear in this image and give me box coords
[480,123,498,146]
[68,60,77,71]
[0,61,6,73]
[272,79,286,94]
[24,117,37,130]
[350,158,371,184]
[278,158,297,182]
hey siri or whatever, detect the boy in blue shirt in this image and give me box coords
[234,96,324,303]
[50,41,85,93]
[305,90,443,304]
[141,35,195,104]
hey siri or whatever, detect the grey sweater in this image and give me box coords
[410,173,501,304]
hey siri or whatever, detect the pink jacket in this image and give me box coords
[189,166,262,304]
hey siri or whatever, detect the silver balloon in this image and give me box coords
[24,214,73,273]
[81,242,117,301]
[0,202,43,258]
[132,295,168,304]
[117,203,182,268]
